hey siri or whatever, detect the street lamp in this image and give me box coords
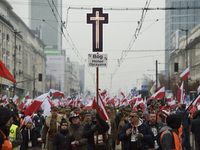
[50,70,56,89]
[13,30,21,96]
[181,29,189,95]
[58,74,65,91]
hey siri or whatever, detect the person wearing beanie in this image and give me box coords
[53,118,76,150]
[158,114,182,150]
[68,114,87,150]
[0,107,14,150]
[32,109,45,136]
[20,116,42,150]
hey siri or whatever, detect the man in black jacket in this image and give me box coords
[191,110,200,150]
[32,110,45,136]
[118,110,153,150]
[83,113,109,150]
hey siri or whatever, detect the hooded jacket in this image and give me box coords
[118,118,154,150]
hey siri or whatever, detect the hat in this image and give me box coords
[65,106,71,111]
[37,109,42,113]
[69,113,80,122]
[51,107,58,111]
[58,109,65,114]
[85,111,91,116]
[79,110,85,115]
[61,118,68,126]
[166,114,181,129]
[0,107,14,127]
[24,116,33,124]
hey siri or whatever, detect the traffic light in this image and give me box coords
[174,63,178,72]
[38,74,42,81]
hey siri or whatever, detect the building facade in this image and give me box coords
[0,0,46,98]
[169,23,200,82]
[30,0,62,50]
[165,0,200,76]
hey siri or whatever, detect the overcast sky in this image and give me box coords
[8,0,165,96]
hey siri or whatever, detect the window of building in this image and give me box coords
[188,16,194,22]
[181,1,187,15]
[188,23,195,30]
[188,1,195,14]
[181,16,187,22]
[181,24,187,29]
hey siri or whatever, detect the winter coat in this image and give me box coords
[20,127,42,150]
[68,122,87,150]
[176,110,190,128]
[42,114,63,141]
[32,114,45,129]
[118,118,154,150]
[52,130,76,150]
[191,117,200,140]
[83,116,109,149]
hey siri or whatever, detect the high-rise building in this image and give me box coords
[30,0,62,50]
[165,0,200,76]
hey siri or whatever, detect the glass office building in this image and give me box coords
[165,0,200,75]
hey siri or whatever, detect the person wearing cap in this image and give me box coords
[32,109,45,137]
[0,107,15,150]
[83,113,109,150]
[79,110,86,123]
[65,106,71,119]
[158,114,182,150]
[20,116,42,150]
[53,118,76,150]
[42,107,63,150]
[82,111,91,126]
[138,109,147,122]
[176,104,191,150]
[68,113,87,150]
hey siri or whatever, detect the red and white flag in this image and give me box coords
[25,92,29,100]
[150,79,161,94]
[24,92,50,116]
[133,98,144,110]
[176,83,179,89]
[178,82,184,105]
[152,86,165,101]
[193,95,200,107]
[168,100,175,109]
[121,92,125,99]
[50,89,64,98]
[83,99,94,110]
[180,67,190,80]
[2,95,8,104]
[13,95,19,106]
[92,92,110,121]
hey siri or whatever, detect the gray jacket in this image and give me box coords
[159,126,179,150]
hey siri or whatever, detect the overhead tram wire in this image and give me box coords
[109,0,152,91]
[45,0,95,85]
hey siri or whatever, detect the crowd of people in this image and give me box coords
[0,97,200,150]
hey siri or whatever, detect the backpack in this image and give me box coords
[156,129,175,150]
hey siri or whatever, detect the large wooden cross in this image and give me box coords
[87,8,108,52]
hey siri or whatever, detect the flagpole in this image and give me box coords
[96,65,99,145]
[181,93,200,117]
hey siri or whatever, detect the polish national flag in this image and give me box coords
[2,95,8,104]
[121,92,125,99]
[115,99,120,107]
[150,79,161,94]
[178,82,184,106]
[83,99,94,110]
[152,86,165,101]
[50,89,64,98]
[13,95,19,106]
[176,83,179,89]
[133,98,144,110]
[168,100,175,109]
[193,94,200,107]
[180,67,190,80]
[92,92,110,121]
[25,92,29,100]
[24,92,50,116]
[166,93,173,103]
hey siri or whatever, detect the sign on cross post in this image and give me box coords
[87,8,108,52]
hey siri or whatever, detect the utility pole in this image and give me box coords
[33,65,35,99]
[156,60,158,92]
[181,29,189,95]
[13,30,21,96]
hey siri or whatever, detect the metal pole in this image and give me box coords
[13,31,17,96]
[186,30,189,95]
[168,62,170,90]
[156,60,158,92]
[96,66,99,145]
[50,73,51,90]
[33,65,35,99]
